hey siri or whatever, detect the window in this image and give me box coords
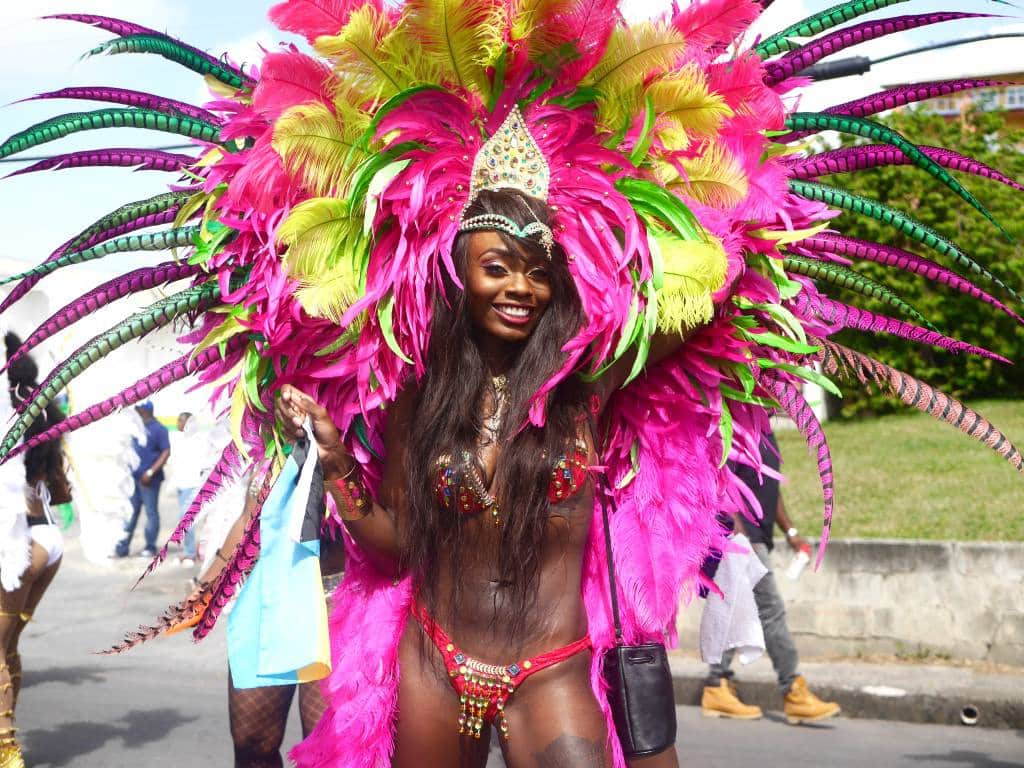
[1005,86,1024,109]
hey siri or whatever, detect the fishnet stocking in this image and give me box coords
[227,671,329,767]
[228,672,294,768]
[297,679,327,738]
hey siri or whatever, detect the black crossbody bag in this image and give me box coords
[598,483,677,758]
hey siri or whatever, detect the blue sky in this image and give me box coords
[0,0,1020,273]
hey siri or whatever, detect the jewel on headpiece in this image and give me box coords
[459,107,555,258]
[466,106,550,207]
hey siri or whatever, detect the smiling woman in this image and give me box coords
[2,2,1023,768]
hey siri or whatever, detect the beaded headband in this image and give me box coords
[460,215,555,259]
[460,106,554,258]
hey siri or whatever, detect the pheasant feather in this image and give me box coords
[792,292,1008,362]
[790,145,1024,193]
[788,180,1022,305]
[823,79,1003,121]
[193,475,271,641]
[756,0,910,57]
[784,254,935,329]
[86,36,251,90]
[764,13,986,86]
[784,112,1007,237]
[5,148,195,179]
[0,282,221,461]
[821,341,1024,473]
[137,442,245,586]
[5,342,241,462]
[759,371,835,561]
[0,192,193,314]
[799,233,1024,325]
[46,13,168,38]
[101,583,214,654]
[22,87,219,123]
[0,109,221,161]
[3,262,201,372]
[0,227,200,288]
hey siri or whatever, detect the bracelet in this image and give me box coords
[334,476,371,521]
[215,549,230,564]
[785,527,799,539]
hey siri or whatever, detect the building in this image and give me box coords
[907,73,1024,130]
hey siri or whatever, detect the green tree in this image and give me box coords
[819,107,1024,417]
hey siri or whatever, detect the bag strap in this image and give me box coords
[597,477,624,646]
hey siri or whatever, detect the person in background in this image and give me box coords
[170,412,203,567]
[701,430,841,725]
[0,334,72,768]
[114,401,169,559]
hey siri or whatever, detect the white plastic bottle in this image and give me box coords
[786,544,812,581]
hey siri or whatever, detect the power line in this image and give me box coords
[806,33,1024,81]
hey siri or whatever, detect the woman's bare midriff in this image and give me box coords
[408,483,593,671]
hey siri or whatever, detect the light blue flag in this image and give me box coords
[227,429,330,688]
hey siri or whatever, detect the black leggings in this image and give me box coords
[228,670,328,768]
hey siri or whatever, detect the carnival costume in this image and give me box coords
[1,1,1022,765]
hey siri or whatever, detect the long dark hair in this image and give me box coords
[5,333,68,490]
[404,189,590,641]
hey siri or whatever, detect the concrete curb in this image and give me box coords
[669,656,1024,730]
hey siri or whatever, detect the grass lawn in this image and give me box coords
[774,399,1024,542]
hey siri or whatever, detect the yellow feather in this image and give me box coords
[585,22,688,107]
[278,198,366,322]
[657,143,749,209]
[272,102,369,196]
[295,273,367,325]
[315,6,411,105]
[652,230,728,334]
[509,0,570,49]
[379,21,444,90]
[403,0,507,97]
[648,66,732,151]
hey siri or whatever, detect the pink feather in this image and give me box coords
[268,0,381,43]
[253,47,335,119]
[671,0,762,56]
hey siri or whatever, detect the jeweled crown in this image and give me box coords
[466,106,550,206]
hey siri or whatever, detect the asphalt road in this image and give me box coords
[13,533,1024,768]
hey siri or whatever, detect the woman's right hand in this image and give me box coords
[275,384,353,480]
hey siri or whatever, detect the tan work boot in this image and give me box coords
[783,675,841,724]
[701,680,763,719]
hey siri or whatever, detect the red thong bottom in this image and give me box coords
[411,601,591,741]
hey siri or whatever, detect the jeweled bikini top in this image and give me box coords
[434,438,589,525]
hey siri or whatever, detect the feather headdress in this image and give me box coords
[1,2,1022,764]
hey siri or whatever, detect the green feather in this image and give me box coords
[616,177,703,241]
[377,293,413,365]
[350,414,382,461]
[718,398,733,468]
[785,112,1010,239]
[757,358,843,398]
[756,0,909,56]
[87,35,247,89]
[783,254,936,330]
[788,180,1021,305]
[0,109,221,160]
[720,384,776,408]
[0,282,221,461]
[628,95,657,166]
[0,226,200,287]
[63,192,194,256]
